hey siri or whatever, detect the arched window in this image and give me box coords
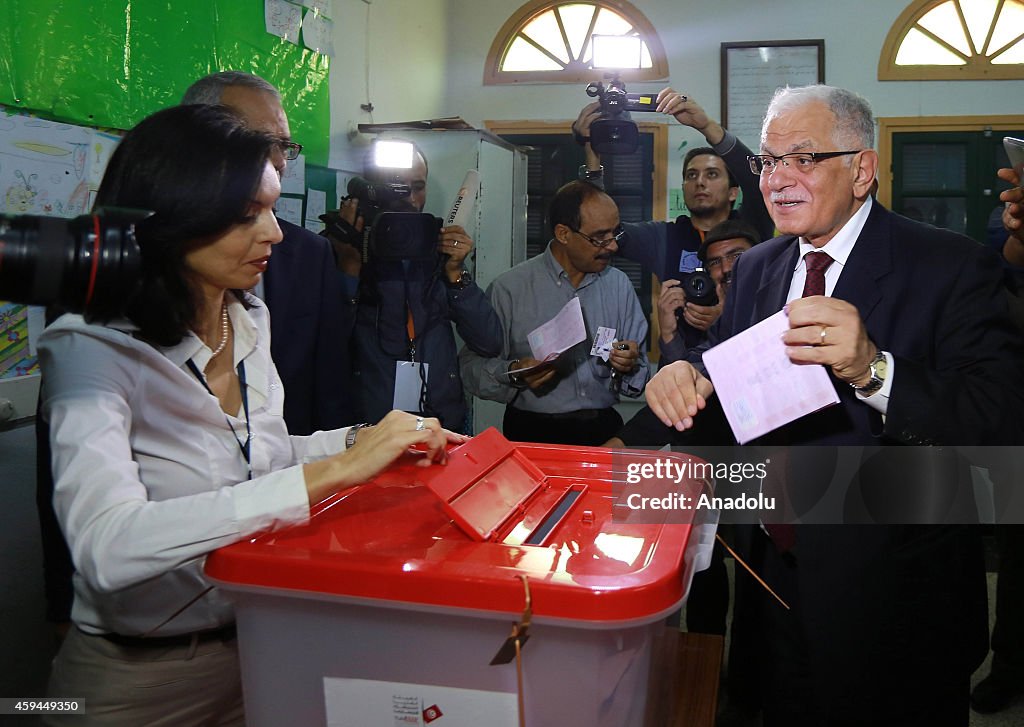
[879,0,1024,80]
[484,0,668,85]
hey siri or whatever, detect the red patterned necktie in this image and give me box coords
[801,251,833,298]
[765,252,834,553]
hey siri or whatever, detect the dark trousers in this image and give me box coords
[991,525,1024,674]
[989,456,1024,674]
[730,528,971,727]
[685,538,728,635]
[502,406,623,447]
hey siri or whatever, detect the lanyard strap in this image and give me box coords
[185,358,252,477]
[406,307,417,361]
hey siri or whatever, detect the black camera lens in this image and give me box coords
[0,209,146,318]
[681,269,719,307]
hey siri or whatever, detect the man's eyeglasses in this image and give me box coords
[570,225,625,248]
[747,150,860,176]
[279,140,303,161]
[704,250,744,270]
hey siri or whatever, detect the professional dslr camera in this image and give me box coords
[320,141,440,263]
[679,267,719,308]
[584,73,657,155]
[0,209,146,318]
[674,261,719,326]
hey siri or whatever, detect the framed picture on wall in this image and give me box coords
[721,40,825,151]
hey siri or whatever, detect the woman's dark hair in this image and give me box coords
[93,104,276,345]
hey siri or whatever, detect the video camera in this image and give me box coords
[0,209,147,318]
[321,140,440,263]
[585,74,657,155]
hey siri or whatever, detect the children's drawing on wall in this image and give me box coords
[5,169,39,213]
[88,132,122,209]
[0,112,99,218]
[265,0,303,44]
[0,304,38,379]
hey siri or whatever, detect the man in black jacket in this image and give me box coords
[645,84,1023,726]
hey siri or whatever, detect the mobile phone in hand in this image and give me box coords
[1005,136,1024,181]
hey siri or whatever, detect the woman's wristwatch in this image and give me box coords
[345,422,371,448]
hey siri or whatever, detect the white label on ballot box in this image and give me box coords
[393,361,429,412]
[324,677,517,726]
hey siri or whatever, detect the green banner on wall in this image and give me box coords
[0,1,331,164]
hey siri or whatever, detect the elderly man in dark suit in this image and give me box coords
[645,85,1023,726]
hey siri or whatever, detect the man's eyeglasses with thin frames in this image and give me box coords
[279,140,303,161]
[570,225,625,248]
[747,150,860,176]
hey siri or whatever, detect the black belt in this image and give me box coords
[99,623,237,649]
[511,407,610,421]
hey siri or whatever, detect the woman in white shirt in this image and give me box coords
[39,104,458,726]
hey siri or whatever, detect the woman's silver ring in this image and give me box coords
[415,417,426,431]
[453,240,459,247]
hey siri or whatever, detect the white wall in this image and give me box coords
[439,0,1024,123]
[324,0,1024,198]
[328,0,450,170]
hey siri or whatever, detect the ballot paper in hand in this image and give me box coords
[702,309,840,444]
[526,297,587,363]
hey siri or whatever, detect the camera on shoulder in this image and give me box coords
[321,176,440,263]
[321,139,440,264]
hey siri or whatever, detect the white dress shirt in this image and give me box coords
[784,197,894,413]
[38,294,349,637]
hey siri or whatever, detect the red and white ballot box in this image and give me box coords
[205,428,711,727]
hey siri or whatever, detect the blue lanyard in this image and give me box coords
[186,358,252,480]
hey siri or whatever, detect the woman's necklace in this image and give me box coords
[209,302,230,358]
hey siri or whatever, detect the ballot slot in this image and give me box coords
[522,484,587,546]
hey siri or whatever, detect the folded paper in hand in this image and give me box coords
[702,309,840,444]
[525,297,587,364]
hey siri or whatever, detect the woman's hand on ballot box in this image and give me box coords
[303,410,465,505]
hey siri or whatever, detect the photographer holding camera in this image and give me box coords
[324,144,501,433]
[657,219,760,363]
[573,89,772,347]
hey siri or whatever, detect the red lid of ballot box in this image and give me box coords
[205,428,704,624]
